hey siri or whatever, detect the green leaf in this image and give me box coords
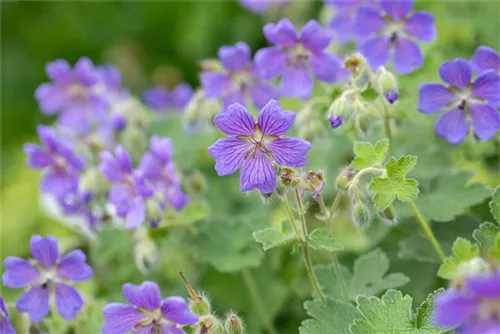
[437,237,479,279]
[490,186,500,223]
[186,217,264,272]
[253,228,296,251]
[351,139,389,171]
[299,297,359,334]
[316,248,408,301]
[306,228,344,252]
[350,289,449,334]
[369,156,419,210]
[473,222,500,249]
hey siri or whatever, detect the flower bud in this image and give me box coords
[224,312,245,334]
[306,170,324,200]
[329,115,343,129]
[190,293,211,316]
[350,196,371,229]
[377,205,398,225]
[197,315,224,334]
[336,167,355,190]
[344,53,372,90]
[375,67,398,104]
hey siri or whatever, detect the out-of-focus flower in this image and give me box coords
[471,46,500,74]
[2,235,93,322]
[329,115,343,128]
[433,271,500,334]
[0,297,15,334]
[238,0,288,14]
[102,281,199,334]
[143,83,193,112]
[208,100,311,193]
[255,19,345,99]
[418,59,500,143]
[200,42,278,110]
[24,126,85,199]
[325,0,375,44]
[354,0,436,74]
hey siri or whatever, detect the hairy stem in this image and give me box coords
[241,269,278,334]
[409,201,446,261]
[382,101,395,156]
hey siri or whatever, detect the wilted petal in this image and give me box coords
[380,0,414,20]
[471,46,500,73]
[218,42,251,72]
[54,283,83,320]
[35,83,67,115]
[16,286,50,322]
[354,6,385,37]
[281,63,313,99]
[213,103,255,136]
[360,37,390,70]
[2,257,40,288]
[30,235,59,269]
[263,18,297,47]
[472,69,500,102]
[268,137,311,167]
[299,20,332,52]
[434,108,468,144]
[393,37,423,74]
[123,281,162,311]
[125,196,146,229]
[470,103,500,141]
[433,290,477,327]
[160,296,199,325]
[102,303,149,334]
[439,59,472,90]
[310,52,343,83]
[418,83,456,113]
[240,151,276,193]
[46,59,72,84]
[404,12,436,42]
[57,250,94,282]
[200,72,231,98]
[24,144,53,169]
[208,137,252,176]
[249,81,279,109]
[257,99,295,136]
[254,47,288,79]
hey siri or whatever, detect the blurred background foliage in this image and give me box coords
[1,1,499,333]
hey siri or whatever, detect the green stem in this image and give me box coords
[283,194,326,303]
[409,201,446,261]
[295,189,308,235]
[382,102,395,156]
[241,269,278,334]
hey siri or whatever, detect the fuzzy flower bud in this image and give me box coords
[190,293,211,316]
[344,53,372,90]
[377,205,398,225]
[336,167,355,190]
[224,312,245,334]
[306,170,325,200]
[350,196,371,229]
[375,67,398,104]
[329,115,343,129]
[197,315,224,334]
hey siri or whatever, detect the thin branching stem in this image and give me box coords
[409,201,446,261]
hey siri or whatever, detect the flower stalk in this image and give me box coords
[409,201,446,261]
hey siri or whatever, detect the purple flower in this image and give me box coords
[102,281,198,334]
[471,46,500,74]
[354,0,436,74]
[238,0,288,13]
[201,42,278,110]
[0,297,15,334]
[208,100,311,193]
[329,115,343,128]
[2,235,93,322]
[433,271,500,334]
[143,83,193,112]
[255,19,345,99]
[418,59,500,143]
[35,58,111,133]
[24,126,85,199]
[100,145,154,229]
[326,0,375,44]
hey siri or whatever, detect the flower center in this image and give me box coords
[288,43,311,65]
[478,299,500,321]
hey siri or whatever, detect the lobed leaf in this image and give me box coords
[306,228,344,252]
[351,139,389,171]
[253,228,297,251]
[300,297,359,334]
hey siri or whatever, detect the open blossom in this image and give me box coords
[143,83,193,112]
[471,46,500,74]
[35,57,111,133]
[354,0,436,74]
[433,271,500,334]
[208,100,311,193]
[326,0,375,44]
[0,297,15,334]
[255,19,345,99]
[200,42,278,111]
[24,126,85,199]
[2,235,93,322]
[418,59,500,144]
[238,0,288,13]
[102,281,198,334]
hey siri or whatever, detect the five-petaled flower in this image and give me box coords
[2,235,94,322]
[201,42,278,111]
[102,281,199,334]
[208,100,311,193]
[0,297,15,334]
[418,59,500,144]
[143,83,193,113]
[354,0,436,74]
[255,18,345,99]
[433,271,500,334]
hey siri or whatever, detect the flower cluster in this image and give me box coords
[2,236,94,322]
